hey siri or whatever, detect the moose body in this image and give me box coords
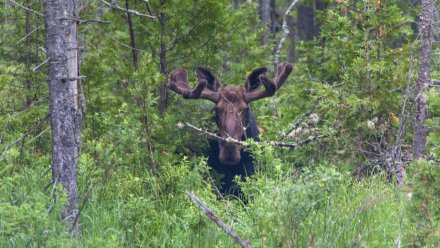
[169,63,292,194]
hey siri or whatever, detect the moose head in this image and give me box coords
[169,63,293,165]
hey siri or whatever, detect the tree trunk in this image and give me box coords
[297,2,315,41]
[259,0,275,44]
[413,0,434,160]
[44,0,81,236]
[24,0,32,109]
[286,15,295,63]
[159,12,168,115]
[125,0,138,70]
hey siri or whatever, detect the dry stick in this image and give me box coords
[0,114,49,161]
[16,25,42,44]
[8,0,43,17]
[186,191,252,248]
[33,57,50,72]
[271,0,300,115]
[60,17,112,25]
[96,27,148,53]
[283,97,322,140]
[99,0,155,19]
[180,122,326,148]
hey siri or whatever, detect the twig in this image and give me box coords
[1,114,49,161]
[179,122,246,146]
[8,0,43,17]
[96,27,148,53]
[27,126,50,143]
[33,57,50,72]
[269,135,327,148]
[60,17,112,25]
[99,0,155,19]
[16,25,42,44]
[186,191,252,248]
[283,97,322,140]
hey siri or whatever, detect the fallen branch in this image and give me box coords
[99,0,155,19]
[186,191,252,248]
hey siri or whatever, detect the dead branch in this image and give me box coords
[179,122,246,146]
[8,0,43,17]
[0,114,49,161]
[283,97,322,140]
[33,57,50,72]
[269,135,327,148]
[16,25,42,44]
[60,17,112,25]
[99,0,155,19]
[96,27,148,53]
[185,191,252,248]
[179,122,326,149]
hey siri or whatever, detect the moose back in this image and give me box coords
[169,63,293,194]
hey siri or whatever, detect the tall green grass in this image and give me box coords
[2,146,429,247]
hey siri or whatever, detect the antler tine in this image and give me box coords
[168,69,219,102]
[244,63,293,103]
[274,63,293,88]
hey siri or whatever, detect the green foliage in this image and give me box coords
[288,0,416,165]
[1,0,439,247]
[406,160,440,247]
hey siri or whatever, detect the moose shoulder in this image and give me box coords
[168,63,293,194]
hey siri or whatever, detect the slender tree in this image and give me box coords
[43,0,81,235]
[413,0,434,159]
[259,0,275,44]
[125,0,138,69]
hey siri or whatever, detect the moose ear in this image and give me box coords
[196,67,220,91]
[245,67,268,92]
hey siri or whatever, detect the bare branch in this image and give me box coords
[186,191,252,248]
[8,0,43,17]
[179,122,246,146]
[269,135,327,148]
[33,57,50,72]
[179,122,326,148]
[99,0,155,19]
[1,114,49,162]
[96,27,148,53]
[16,25,42,44]
[284,97,322,140]
[60,17,112,25]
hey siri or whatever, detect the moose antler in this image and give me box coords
[168,69,220,102]
[244,63,293,103]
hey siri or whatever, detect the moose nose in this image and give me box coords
[219,144,241,165]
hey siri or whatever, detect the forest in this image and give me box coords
[0,0,439,247]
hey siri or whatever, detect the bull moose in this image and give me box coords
[168,63,293,194]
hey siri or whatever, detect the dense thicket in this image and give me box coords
[1,0,439,247]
